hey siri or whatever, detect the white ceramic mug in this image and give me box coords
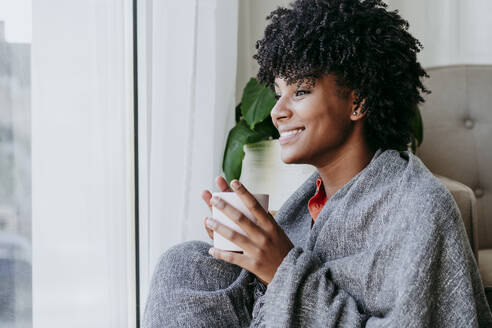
[211,192,269,252]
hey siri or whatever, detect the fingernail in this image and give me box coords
[206,217,217,229]
[211,196,224,208]
[208,248,214,256]
[231,180,241,190]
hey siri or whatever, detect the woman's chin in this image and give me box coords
[280,148,304,164]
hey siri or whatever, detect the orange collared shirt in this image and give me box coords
[308,177,328,224]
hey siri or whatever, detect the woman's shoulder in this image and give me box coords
[353,149,455,210]
[399,151,456,208]
[383,150,462,233]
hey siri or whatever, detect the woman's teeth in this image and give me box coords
[280,128,304,137]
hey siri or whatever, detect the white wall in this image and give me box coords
[236,0,291,103]
[386,0,492,68]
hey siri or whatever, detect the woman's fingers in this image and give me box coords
[229,180,276,233]
[202,176,232,212]
[215,175,231,192]
[205,217,257,255]
[203,217,214,239]
[210,196,268,246]
[200,176,232,241]
[201,190,213,212]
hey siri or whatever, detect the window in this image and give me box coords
[1,0,136,327]
[0,1,32,326]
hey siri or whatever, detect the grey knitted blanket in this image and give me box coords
[143,149,492,327]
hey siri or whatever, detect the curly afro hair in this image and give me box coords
[253,0,430,151]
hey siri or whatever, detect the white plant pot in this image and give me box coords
[239,139,316,213]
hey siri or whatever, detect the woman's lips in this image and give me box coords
[279,129,304,145]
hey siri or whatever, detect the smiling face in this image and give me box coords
[271,74,364,166]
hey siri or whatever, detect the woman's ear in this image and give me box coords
[350,91,367,121]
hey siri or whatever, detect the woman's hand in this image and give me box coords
[201,176,232,240]
[205,179,294,285]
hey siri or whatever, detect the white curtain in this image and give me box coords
[32,0,135,327]
[137,0,239,316]
[386,0,492,68]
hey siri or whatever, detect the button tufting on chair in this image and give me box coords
[464,118,475,129]
[475,188,484,199]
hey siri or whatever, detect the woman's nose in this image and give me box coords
[270,97,292,123]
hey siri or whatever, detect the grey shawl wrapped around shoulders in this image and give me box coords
[250,148,492,327]
[142,148,492,327]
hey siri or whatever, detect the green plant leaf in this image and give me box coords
[235,102,242,123]
[222,120,257,183]
[253,116,280,139]
[241,78,277,130]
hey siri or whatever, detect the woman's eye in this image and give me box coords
[295,90,309,97]
[274,90,309,100]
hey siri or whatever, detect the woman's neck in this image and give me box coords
[316,141,376,201]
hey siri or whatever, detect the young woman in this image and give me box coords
[143,0,492,326]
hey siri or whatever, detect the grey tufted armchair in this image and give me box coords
[415,65,492,307]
